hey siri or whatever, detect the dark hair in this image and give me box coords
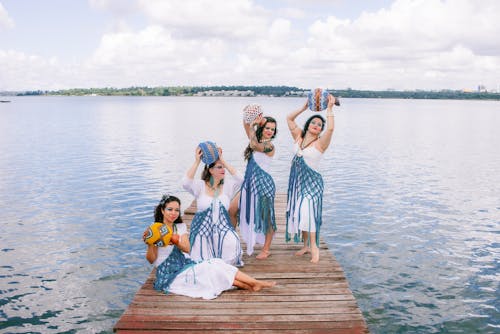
[302,115,325,138]
[201,161,215,182]
[154,194,183,224]
[244,116,277,161]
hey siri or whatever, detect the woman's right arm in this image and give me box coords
[145,244,158,264]
[186,147,202,179]
[287,100,308,140]
[243,119,252,139]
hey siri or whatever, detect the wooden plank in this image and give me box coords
[114,193,369,333]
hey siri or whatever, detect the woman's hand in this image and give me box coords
[170,234,180,245]
[327,94,335,109]
[142,228,149,243]
[195,147,202,162]
[252,114,264,127]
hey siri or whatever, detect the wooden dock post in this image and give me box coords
[114,193,369,333]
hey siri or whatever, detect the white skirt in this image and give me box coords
[168,258,238,300]
[291,197,317,233]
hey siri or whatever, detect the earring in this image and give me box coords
[209,175,215,187]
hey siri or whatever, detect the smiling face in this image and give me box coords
[209,160,225,181]
[262,121,276,140]
[306,116,324,136]
[161,200,180,224]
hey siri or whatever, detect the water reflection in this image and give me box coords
[0,96,499,333]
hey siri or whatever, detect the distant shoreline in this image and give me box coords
[2,86,500,101]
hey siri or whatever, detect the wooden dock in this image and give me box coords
[114,193,369,333]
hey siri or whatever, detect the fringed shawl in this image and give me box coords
[240,155,276,233]
[189,204,243,266]
[154,247,196,293]
[286,155,324,246]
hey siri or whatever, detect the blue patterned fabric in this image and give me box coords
[198,141,219,165]
[189,204,243,266]
[240,155,276,233]
[286,155,324,246]
[307,88,329,111]
[154,247,196,293]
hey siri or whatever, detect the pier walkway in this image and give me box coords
[114,193,369,333]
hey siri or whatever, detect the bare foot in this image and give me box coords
[253,280,277,292]
[295,247,310,256]
[310,247,319,263]
[256,249,271,260]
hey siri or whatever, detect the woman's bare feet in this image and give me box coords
[256,249,271,260]
[252,280,277,292]
[310,246,319,263]
[295,246,310,256]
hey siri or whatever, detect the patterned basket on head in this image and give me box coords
[198,141,219,165]
[144,222,172,247]
[243,104,263,124]
[307,88,329,112]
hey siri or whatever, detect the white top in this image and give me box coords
[182,172,244,217]
[294,141,323,171]
[153,222,188,267]
[253,151,272,172]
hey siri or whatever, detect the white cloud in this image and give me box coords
[2,0,500,90]
[0,2,14,30]
[137,0,269,39]
[88,0,139,14]
[0,50,70,91]
[298,0,500,89]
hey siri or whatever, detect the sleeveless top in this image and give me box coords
[252,151,272,172]
[293,141,323,171]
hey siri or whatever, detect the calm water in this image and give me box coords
[0,96,498,333]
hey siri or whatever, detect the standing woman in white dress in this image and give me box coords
[183,145,244,266]
[238,114,278,259]
[286,94,336,263]
[144,194,276,299]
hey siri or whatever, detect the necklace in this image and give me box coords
[300,136,318,150]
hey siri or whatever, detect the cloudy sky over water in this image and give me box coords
[1,0,499,91]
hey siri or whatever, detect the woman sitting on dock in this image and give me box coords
[285,94,336,263]
[182,144,244,266]
[144,194,276,300]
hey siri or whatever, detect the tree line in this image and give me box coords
[11,86,500,101]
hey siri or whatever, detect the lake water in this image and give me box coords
[0,96,498,333]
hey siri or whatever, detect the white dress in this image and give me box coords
[291,141,323,233]
[153,223,238,300]
[239,152,276,255]
[182,173,244,265]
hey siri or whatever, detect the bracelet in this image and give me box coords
[326,111,334,117]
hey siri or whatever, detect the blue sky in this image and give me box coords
[1,0,499,91]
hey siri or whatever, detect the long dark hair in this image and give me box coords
[201,161,225,185]
[244,116,277,161]
[154,194,183,224]
[302,115,325,138]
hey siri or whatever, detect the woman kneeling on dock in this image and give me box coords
[144,194,276,300]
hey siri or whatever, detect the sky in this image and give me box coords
[1,0,500,91]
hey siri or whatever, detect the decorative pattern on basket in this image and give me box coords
[198,141,219,165]
[307,88,329,112]
[243,104,263,124]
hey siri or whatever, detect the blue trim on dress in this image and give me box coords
[189,204,243,266]
[154,247,197,293]
[286,155,324,246]
[240,155,277,234]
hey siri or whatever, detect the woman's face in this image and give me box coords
[308,118,323,135]
[209,160,225,180]
[262,122,276,140]
[162,201,180,224]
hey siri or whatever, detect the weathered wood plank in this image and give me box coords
[114,193,369,333]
